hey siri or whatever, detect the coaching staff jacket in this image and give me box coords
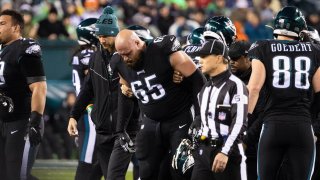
[70,47,118,134]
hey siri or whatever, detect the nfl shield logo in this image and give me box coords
[218,112,226,121]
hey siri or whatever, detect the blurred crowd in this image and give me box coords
[1,0,319,160]
[0,0,319,43]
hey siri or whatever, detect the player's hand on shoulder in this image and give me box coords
[173,70,184,84]
[121,84,133,97]
[68,118,78,137]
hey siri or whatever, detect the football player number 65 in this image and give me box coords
[0,62,5,85]
[131,74,166,104]
[272,56,310,89]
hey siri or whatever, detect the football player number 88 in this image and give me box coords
[272,56,310,89]
[131,74,166,104]
[0,62,5,85]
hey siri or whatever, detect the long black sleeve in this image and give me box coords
[70,73,94,120]
[116,87,137,133]
[185,69,206,116]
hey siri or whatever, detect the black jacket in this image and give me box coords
[70,47,119,134]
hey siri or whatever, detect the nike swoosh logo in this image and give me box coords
[29,42,35,44]
[170,37,175,41]
[179,124,187,129]
[11,130,18,134]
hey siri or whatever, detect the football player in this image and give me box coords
[203,16,237,47]
[71,18,102,180]
[0,10,47,179]
[247,6,320,180]
[114,29,206,180]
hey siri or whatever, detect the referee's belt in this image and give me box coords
[199,136,224,147]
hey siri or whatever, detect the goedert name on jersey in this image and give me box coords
[248,39,320,119]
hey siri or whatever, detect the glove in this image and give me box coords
[189,116,201,149]
[26,111,42,147]
[188,115,201,137]
[0,93,14,116]
[118,131,135,153]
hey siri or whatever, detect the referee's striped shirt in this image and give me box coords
[198,70,248,155]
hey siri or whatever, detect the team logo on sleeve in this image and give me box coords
[171,39,181,51]
[25,44,41,54]
[248,42,259,51]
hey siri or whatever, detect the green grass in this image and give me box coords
[32,168,133,180]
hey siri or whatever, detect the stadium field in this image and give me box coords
[31,160,133,180]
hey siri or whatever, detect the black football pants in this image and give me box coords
[135,110,192,180]
[258,121,315,180]
[0,119,44,180]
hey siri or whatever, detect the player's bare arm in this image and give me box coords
[247,59,266,114]
[29,81,47,114]
[169,50,197,77]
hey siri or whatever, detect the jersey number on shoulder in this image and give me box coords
[272,56,310,89]
[131,74,166,104]
[72,70,81,95]
[0,62,5,85]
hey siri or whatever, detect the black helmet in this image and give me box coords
[127,25,153,41]
[172,139,194,176]
[204,16,236,46]
[273,6,307,38]
[187,27,205,45]
[76,18,99,45]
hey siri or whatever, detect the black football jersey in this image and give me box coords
[115,35,192,120]
[0,38,45,119]
[183,44,201,68]
[248,40,320,120]
[72,48,94,95]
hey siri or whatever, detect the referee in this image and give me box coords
[190,40,248,180]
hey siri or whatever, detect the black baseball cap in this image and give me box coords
[191,39,230,60]
[229,40,251,60]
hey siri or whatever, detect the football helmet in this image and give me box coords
[127,25,153,41]
[273,6,307,38]
[187,27,205,45]
[76,18,99,45]
[204,16,236,46]
[172,139,194,176]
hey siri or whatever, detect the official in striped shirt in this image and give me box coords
[190,40,248,180]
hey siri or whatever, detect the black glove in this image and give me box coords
[26,111,42,147]
[0,93,14,116]
[188,116,201,149]
[118,131,135,153]
[188,115,201,137]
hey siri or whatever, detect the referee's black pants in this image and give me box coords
[0,118,44,180]
[191,143,245,180]
[258,121,315,180]
[135,110,192,180]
